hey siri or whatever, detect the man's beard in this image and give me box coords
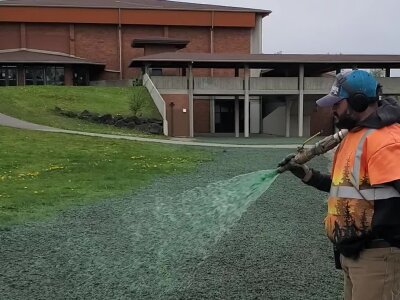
[334,110,358,130]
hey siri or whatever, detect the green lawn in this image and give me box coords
[0,86,161,136]
[0,126,212,226]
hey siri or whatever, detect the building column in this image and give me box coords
[285,99,292,137]
[188,63,194,138]
[64,65,73,86]
[244,65,250,138]
[17,65,24,86]
[386,68,391,77]
[210,96,215,133]
[298,64,304,137]
[235,97,239,137]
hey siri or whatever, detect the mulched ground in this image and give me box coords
[0,147,342,299]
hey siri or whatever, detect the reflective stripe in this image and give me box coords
[330,128,400,201]
[351,129,376,189]
[330,185,400,200]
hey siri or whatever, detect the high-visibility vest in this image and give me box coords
[325,126,400,245]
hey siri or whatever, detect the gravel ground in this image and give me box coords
[0,147,342,300]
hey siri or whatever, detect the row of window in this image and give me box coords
[0,66,65,86]
[25,66,65,85]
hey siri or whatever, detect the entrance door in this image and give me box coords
[215,100,244,133]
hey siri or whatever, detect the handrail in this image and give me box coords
[142,74,168,136]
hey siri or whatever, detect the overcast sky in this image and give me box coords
[176,0,400,55]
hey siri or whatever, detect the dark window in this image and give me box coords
[73,68,89,86]
[0,67,17,86]
[45,66,64,85]
[25,67,44,85]
[150,68,163,76]
[25,66,64,86]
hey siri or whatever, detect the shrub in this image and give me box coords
[130,87,148,117]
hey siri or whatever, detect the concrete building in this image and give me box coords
[130,53,400,138]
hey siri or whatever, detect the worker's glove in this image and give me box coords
[277,153,313,182]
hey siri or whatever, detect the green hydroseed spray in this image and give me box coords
[149,169,279,295]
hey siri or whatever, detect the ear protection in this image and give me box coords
[347,93,370,112]
[336,73,377,113]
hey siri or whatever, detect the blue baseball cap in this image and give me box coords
[316,69,378,107]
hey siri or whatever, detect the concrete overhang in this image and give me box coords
[129,52,400,75]
[0,48,105,67]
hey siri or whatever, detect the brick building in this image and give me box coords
[0,0,268,86]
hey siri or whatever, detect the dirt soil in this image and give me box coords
[0,148,342,300]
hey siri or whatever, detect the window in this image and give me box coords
[25,67,44,85]
[25,66,64,86]
[150,68,163,76]
[0,67,17,86]
[45,66,64,85]
[73,68,89,86]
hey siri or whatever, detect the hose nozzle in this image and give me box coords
[277,129,348,173]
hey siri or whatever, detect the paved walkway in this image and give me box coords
[0,113,304,149]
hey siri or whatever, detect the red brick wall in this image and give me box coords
[162,94,189,137]
[0,23,20,49]
[170,26,211,76]
[75,24,120,75]
[26,23,69,53]
[213,27,251,77]
[194,99,210,133]
[122,25,164,79]
[0,22,252,81]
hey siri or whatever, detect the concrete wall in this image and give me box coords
[262,97,315,137]
[263,106,286,135]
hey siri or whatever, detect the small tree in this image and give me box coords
[130,87,147,117]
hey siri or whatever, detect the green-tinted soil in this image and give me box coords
[0,148,342,299]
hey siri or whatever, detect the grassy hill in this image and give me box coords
[0,86,161,136]
[0,86,212,226]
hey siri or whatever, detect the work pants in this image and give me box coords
[341,247,400,300]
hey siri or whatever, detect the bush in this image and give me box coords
[129,88,148,117]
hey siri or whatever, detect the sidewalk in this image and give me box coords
[0,113,304,149]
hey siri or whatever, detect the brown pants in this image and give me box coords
[341,247,400,300]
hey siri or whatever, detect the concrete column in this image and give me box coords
[250,15,263,77]
[210,96,215,133]
[250,99,261,134]
[259,97,263,133]
[285,99,292,137]
[188,63,194,138]
[298,64,304,137]
[235,97,239,137]
[244,65,250,138]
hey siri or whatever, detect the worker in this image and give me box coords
[278,69,400,300]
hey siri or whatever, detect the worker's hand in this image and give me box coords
[277,153,312,182]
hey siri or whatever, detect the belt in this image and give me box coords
[365,239,391,249]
